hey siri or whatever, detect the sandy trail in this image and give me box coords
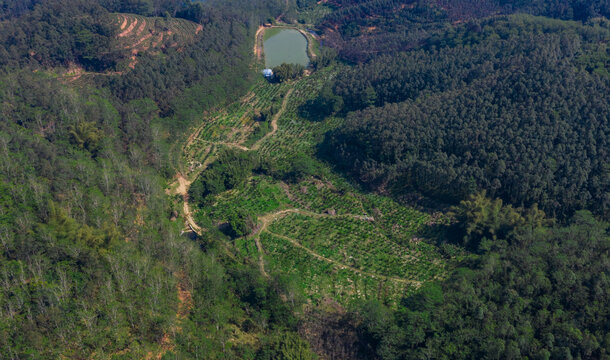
[251,209,299,277]
[200,86,293,152]
[254,26,265,60]
[175,174,191,197]
[173,174,203,236]
[180,86,293,162]
[254,236,269,277]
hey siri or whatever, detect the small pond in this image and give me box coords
[264,28,309,68]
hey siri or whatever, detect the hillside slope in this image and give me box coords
[112,13,203,70]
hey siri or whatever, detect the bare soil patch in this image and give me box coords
[118,18,138,38]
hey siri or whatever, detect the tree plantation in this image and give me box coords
[0,0,608,359]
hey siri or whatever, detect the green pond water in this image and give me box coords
[264,28,309,68]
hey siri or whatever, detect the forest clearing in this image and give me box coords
[112,13,201,69]
[170,57,452,306]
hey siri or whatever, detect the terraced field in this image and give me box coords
[261,230,409,303]
[179,67,451,306]
[181,79,293,178]
[256,75,342,161]
[198,171,450,305]
[267,213,443,279]
[113,13,202,69]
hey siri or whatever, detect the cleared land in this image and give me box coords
[112,13,201,69]
[171,67,452,307]
[60,13,202,81]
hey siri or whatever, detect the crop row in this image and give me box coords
[268,214,445,280]
[285,179,368,216]
[184,79,289,163]
[260,231,411,306]
[202,176,291,221]
[257,70,339,160]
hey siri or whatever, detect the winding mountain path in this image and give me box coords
[183,86,293,157]
[175,174,203,235]
[254,26,265,60]
[171,82,419,286]
[251,87,293,150]
[170,84,294,237]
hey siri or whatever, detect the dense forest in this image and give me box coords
[0,0,116,70]
[314,10,609,359]
[0,0,309,358]
[317,0,610,62]
[323,16,609,219]
[354,201,609,359]
[0,69,181,358]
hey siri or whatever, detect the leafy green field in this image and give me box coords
[267,213,444,279]
[200,175,292,221]
[257,72,342,160]
[187,68,451,306]
[261,231,410,304]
